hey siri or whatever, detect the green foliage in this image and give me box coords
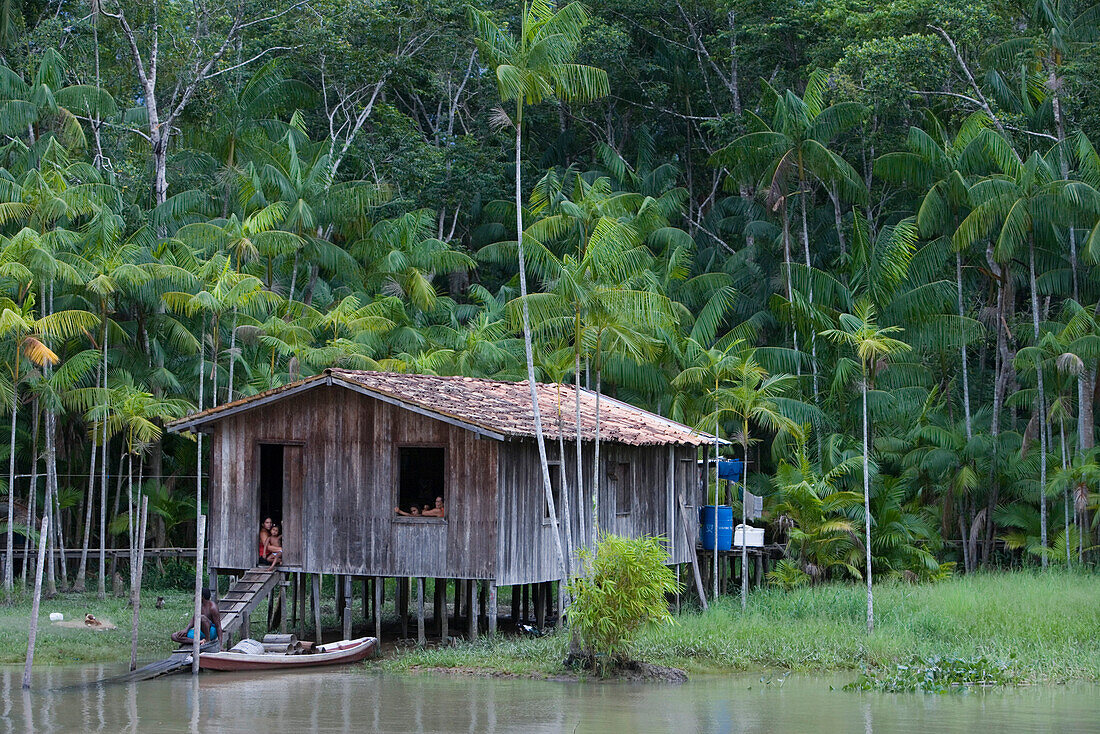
[566,533,680,662]
[845,655,1024,692]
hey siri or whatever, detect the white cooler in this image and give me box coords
[734,524,764,547]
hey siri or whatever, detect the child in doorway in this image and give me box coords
[263,525,283,568]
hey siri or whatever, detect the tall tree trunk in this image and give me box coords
[956,252,972,440]
[23,403,39,589]
[799,184,820,408]
[98,316,110,600]
[226,307,238,403]
[862,372,873,633]
[740,425,749,612]
[1028,236,1048,568]
[4,381,16,597]
[513,108,568,587]
[574,342,585,548]
[75,359,102,592]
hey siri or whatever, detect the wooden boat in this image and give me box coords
[198,636,376,671]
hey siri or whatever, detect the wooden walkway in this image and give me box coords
[217,566,283,639]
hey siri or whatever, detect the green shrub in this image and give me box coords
[145,559,197,591]
[566,533,680,662]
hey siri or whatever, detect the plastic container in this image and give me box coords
[734,524,764,547]
[699,505,734,550]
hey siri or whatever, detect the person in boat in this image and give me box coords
[258,517,273,563]
[263,524,283,568]
[393,504,421,517]
[171,588,222,645]
[422,496,445,517]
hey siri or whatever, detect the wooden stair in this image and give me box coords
[218,566,283,638]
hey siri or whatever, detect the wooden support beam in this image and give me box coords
[208,568,218,604]
[241,611,250,641]
[478,581,487,631]
[311,573,321,643]
[467,580,477,640]
[678,496,708,610]
[362,576,369,623]
[434,578,444,635]
[336,573,345,616]
[297,573,306,639]
[278,583,287,634]
[416,577,425,646]
[754,555,764,590]
[441,579,449,641]
[398,577,409,639]
[521,583,529,623]
[534,583,546,630]
[488,583,497,636]
[373,576,382,654]
[343,575,353,640]
[510,584,520,622]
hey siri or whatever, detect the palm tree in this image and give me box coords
[711,350,801,609]
[954,140,1084,566]
[875,112,990,440]
[712,70,867,403]
[822,300,911,633]
[467,0,608,586]
[0,294,97,596]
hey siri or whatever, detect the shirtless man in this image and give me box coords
[171,588,222,646]
[422,496,445,517]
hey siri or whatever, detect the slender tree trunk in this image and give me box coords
[740,426,749,612]
[956,253,972,440]
[713,394,719,601]
[129,495,148,671]
[44,408,57,597]
[22,516,48,689]
[799,185,820,408]
[227,307,238,403]
[4,383,16,597]
[1028,237,1048,568]
[862,373,873,634]
[23,404,39,590]
[1060,417,1070,569]
[781,206,800,375]
[555,390,574,579]
[98,317,109,600]
[593,358,602,542]
[513,108,568,587]
[574,343,585,549]
[75,359,103,592]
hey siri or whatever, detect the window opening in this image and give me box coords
[396,447,446,518]
[614,462,632,515]
[543,463,562,521]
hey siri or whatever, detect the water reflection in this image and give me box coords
[2,665,1097,734]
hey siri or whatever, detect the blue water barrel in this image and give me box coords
[699,505,734,550]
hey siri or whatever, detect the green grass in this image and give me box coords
[2,571,1096,681]
[0,589,195,665]
[385,571,1100,682]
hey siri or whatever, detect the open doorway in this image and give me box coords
[258,444,284,528]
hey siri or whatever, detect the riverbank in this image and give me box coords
[1,571,1097,681]
[385,571,1100,682]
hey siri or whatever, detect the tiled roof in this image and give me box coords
[167,368,712,446]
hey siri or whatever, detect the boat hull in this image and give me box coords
[198,636,376,671]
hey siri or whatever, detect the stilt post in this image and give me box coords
[191,515,206,675]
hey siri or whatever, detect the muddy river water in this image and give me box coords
[2,665,1097,733]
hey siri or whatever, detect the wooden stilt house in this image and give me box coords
[166,368,711,639]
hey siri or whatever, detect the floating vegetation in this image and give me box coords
[845,655,1025,693]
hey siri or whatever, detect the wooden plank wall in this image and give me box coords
[208,385,497,578]
[495,440,699,586]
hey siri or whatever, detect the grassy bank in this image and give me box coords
[0,590,194,665]
[1,571,1096,681]
[385,571,1100,682]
